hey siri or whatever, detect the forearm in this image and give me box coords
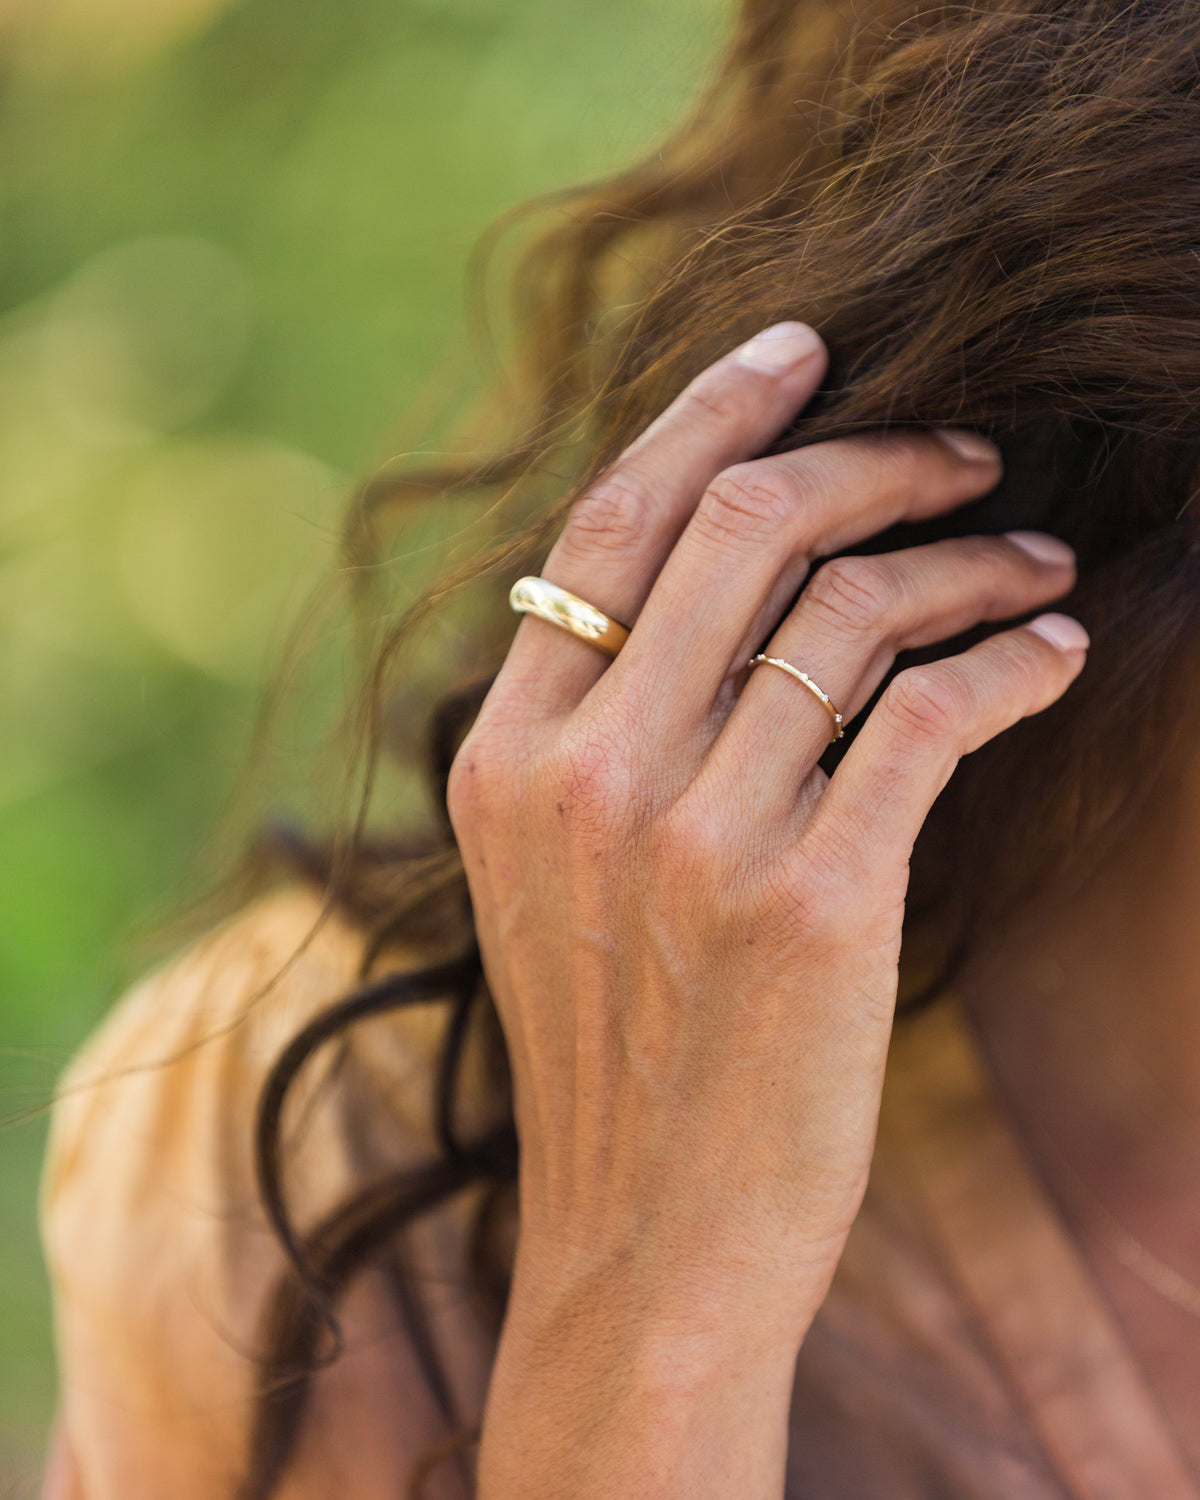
[477,1239,821,1500]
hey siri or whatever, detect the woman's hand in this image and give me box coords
[448,323,1086,1498]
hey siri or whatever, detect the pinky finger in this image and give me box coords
[807,612,1089,884]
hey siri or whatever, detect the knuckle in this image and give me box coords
[446,730,509,834]
[790,830,851,914]
[697,461,796,545]
[769,447,850,521]
[959,532,1010,570]
[1007,628,1055,674]
[766,850,868,953]
[795,833,900,945]
[561,467,654,559]
[991,629,1060,699]
[829,432,929,508]
[805,555,899,634]
[449,713,651,848]
[865,430,926,479]
[883,665,965,743]
[953,532,1016,588]
[444,753,474,833]
[551,718,645,836]
[769,864,837,939]
[650,797,730,878]
[683,368,756,429]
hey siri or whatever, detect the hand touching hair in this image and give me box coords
[243,2,1200,1495]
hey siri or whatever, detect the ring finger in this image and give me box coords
[704,529,1077,817]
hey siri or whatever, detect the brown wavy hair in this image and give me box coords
[238,0,1200,1494]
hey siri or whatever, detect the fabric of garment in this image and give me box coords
[39,887,1200,1499]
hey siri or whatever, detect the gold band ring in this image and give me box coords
[748,654,845,741]
[509,576,630,660]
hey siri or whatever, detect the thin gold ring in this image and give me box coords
[509,576,630,660]
[748,654,845,741]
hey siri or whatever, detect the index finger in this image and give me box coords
[497,323,829,709]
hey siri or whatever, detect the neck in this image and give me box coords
[959,746,1200,1455]
[963,747,1200,1246]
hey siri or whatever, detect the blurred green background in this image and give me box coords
[0,0,724,1484]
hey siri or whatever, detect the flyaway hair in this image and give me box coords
[240,2,1200,1494]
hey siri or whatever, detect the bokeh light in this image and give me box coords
[113,439,337,680]
[0,0,725,1486]
[42,236,254,443]
[5,0,242,76]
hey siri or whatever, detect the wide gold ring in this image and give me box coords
[748,654,845,741]
[509,576,630,660]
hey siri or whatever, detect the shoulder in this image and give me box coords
[41,887,487,1500]
[44,883,451,1205]
[43,886,443,1296]
[48,883,437,1118]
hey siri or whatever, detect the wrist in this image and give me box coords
[500,1225,828,1405]
[510,1200,843,1348]
[480,1247,808,1500]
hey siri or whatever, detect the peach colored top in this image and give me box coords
[39,887,1200,1498]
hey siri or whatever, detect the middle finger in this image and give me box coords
[603,428,1002,736]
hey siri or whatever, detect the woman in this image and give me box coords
[38,0,1200,1495]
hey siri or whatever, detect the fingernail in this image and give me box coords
[1005,530,1076,567]
[932,427,1001,464]
[1027,613,1090,652]
[735,321,823,374]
